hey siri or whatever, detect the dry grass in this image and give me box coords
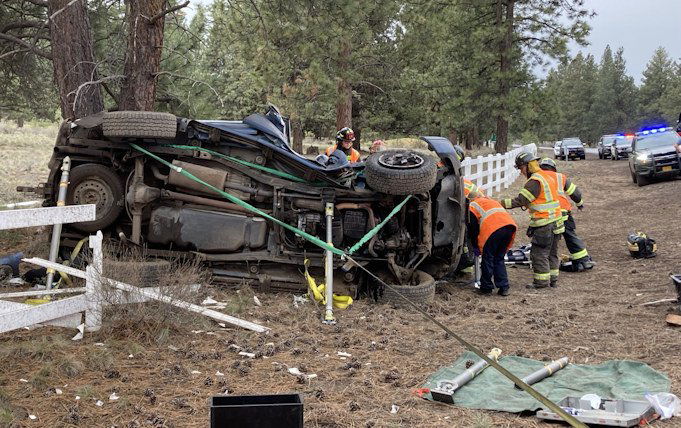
[0,121,56,204]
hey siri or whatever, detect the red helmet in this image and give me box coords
[336,127,355,143]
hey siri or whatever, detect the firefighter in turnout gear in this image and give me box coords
[539,158,594,271]
[326,127,361,162]
[468,196,517,296]
[501,152,564,289]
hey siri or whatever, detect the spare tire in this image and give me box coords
[102,111,177,139]
[382,270,435,308]
[364,149,437,195]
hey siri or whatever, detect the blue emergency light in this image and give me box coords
[638,126,670,136]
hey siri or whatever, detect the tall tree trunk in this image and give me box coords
[119,0,165,111]
[48,0,103,120]
[464,128,473,150]
[495,0,514,154]
[335,40,352,131]
[292,118,304,153]
[448,129,458,146]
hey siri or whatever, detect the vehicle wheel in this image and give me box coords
[66,164,125,232]
[364,149,437,195]
[637,174,649,187]
[631,170,638,183]
[102,111,177,139]
[103,259,172,286]
[381,270,435,308]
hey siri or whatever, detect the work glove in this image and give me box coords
[473,247,481,257]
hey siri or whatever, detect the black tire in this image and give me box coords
[382,270,435,308]
[66,164,125,233]
[631,169,638,183]
[102,111,177,139]
[364,149,437,195]
[637,174,649,187]
[103,259,171,286]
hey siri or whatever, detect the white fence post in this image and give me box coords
[462,144,536,195]
[85,232,104,332]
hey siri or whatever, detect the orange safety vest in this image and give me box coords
[469,197,517,252]
[554,172,580,221]
[325,145,361,162]
[524,170,563,228]
[463,178,485,199]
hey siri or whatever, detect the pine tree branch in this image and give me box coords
[23,0,48,6]
[152,70,225,108]
[0,32,52,60]
[149,1,191,23]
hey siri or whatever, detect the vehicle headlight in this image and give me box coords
[636,153,651,162]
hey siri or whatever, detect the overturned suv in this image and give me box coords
[23,107,466,302]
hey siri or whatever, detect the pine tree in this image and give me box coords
[638,47,676,125]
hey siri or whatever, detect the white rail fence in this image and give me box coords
[461,143,537,196]
[0,204,268,337]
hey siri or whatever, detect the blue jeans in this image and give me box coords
[480,225,515,291]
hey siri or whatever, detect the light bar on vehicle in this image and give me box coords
[638,126,672,136]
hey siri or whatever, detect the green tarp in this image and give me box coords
[422,352,670,413]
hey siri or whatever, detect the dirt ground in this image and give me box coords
[2,147,681,427]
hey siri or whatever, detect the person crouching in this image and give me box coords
[468,196,517,296]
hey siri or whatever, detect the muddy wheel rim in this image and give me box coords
[72,177,113,221]
[378,152,424,169]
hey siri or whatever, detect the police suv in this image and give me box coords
[628,126,681,186]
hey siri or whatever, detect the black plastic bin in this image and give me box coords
[210,394,303,428]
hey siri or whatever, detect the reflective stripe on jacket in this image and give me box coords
[525,170,562,228]
[469,197,517,252]
[463,178,485,199]
[555,172,570,219]
[325,145,361,162]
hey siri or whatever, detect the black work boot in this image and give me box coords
[549,280,558,288]
[526,282,548,289]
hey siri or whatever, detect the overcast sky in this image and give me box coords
[187,0,680,83]
[561,0,681,83]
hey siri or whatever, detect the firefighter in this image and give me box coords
[468,196,517,296]
[326,127,361,162]
[539,158,593,271]
[500,152,564,289]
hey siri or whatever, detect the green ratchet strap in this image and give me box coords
[165,144,308,183]
[131,143,344,257]
[347,195,412,255]
[131,142,584,428]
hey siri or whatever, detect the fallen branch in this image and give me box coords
[149,1,190,23]
[69,74,125,112]
[639,298,677,306]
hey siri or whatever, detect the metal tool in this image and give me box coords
[473,255,481,287]
[45,156,71,290]
[322,202,335,324]
[430,348,502,404]
[515,356,569,388]
[537,396,654,427]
